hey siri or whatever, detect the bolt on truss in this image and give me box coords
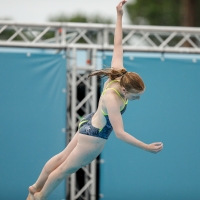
[1,21,200,53]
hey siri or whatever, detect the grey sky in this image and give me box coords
[0,0,132,24]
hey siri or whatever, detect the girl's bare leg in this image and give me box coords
[26,132,79,200]
[34,134,105,200]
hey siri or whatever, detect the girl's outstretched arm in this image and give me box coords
[111,0,127,69]
[104,92,163,153]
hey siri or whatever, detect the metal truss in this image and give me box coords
[1,20,200,53]
[66,48,97,200]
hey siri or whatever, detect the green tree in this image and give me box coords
[0,17,23,41]
[48,13,113,24]
[125,0,200,27]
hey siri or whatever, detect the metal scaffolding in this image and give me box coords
[1,20,200,52]
[1,21,200,200]
[66,48,97,200]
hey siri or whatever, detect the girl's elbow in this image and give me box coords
[115,131,124,139]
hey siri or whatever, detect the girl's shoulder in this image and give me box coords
[102,78,110,90]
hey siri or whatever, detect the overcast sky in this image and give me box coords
[0,0,132,24]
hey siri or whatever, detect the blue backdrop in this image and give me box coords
[0,48,66,200]
[99,52,200,200]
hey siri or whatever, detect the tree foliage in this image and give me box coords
[48,13,113,24]
[125,0,200,26]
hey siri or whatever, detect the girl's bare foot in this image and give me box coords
[26,185,39,200]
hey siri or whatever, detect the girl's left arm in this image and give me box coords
[105,93,163,153]
[111,0,127,70]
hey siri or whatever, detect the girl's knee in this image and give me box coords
[45,154,63,170]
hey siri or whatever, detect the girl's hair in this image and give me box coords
[88,68,145,92]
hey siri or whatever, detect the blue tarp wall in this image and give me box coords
[99,52,200,200]
[0,48,66,200]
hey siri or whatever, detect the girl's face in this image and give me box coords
[125,90,144,101]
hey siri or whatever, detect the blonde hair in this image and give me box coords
[88,68,145,92]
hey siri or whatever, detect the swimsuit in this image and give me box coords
[78,80,128,139]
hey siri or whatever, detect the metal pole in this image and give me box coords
[90,49,97,200]
[70,48,77,200]
[66,48,70,199]
[85,49,90,200]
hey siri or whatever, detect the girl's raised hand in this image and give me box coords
[116,0,127,16]
[146,142,163,154]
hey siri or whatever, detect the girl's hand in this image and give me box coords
[146,142,163,153]
[116,0,127,16]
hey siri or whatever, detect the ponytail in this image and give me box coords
[88,67,145,92]
[88,68,127,80]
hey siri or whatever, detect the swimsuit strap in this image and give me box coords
[106,88,127,105]
[101,80,128,115]
[102,80,120,93]
[102,80,128,104]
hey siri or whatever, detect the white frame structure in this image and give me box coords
[66,48,97,200]
[1,21,200,200]
[1,21,200,52]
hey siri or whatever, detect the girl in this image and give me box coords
[27,1,163,199]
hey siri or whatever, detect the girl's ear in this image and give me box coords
[121,87,127,94]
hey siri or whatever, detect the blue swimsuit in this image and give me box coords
[78,80,128,139]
